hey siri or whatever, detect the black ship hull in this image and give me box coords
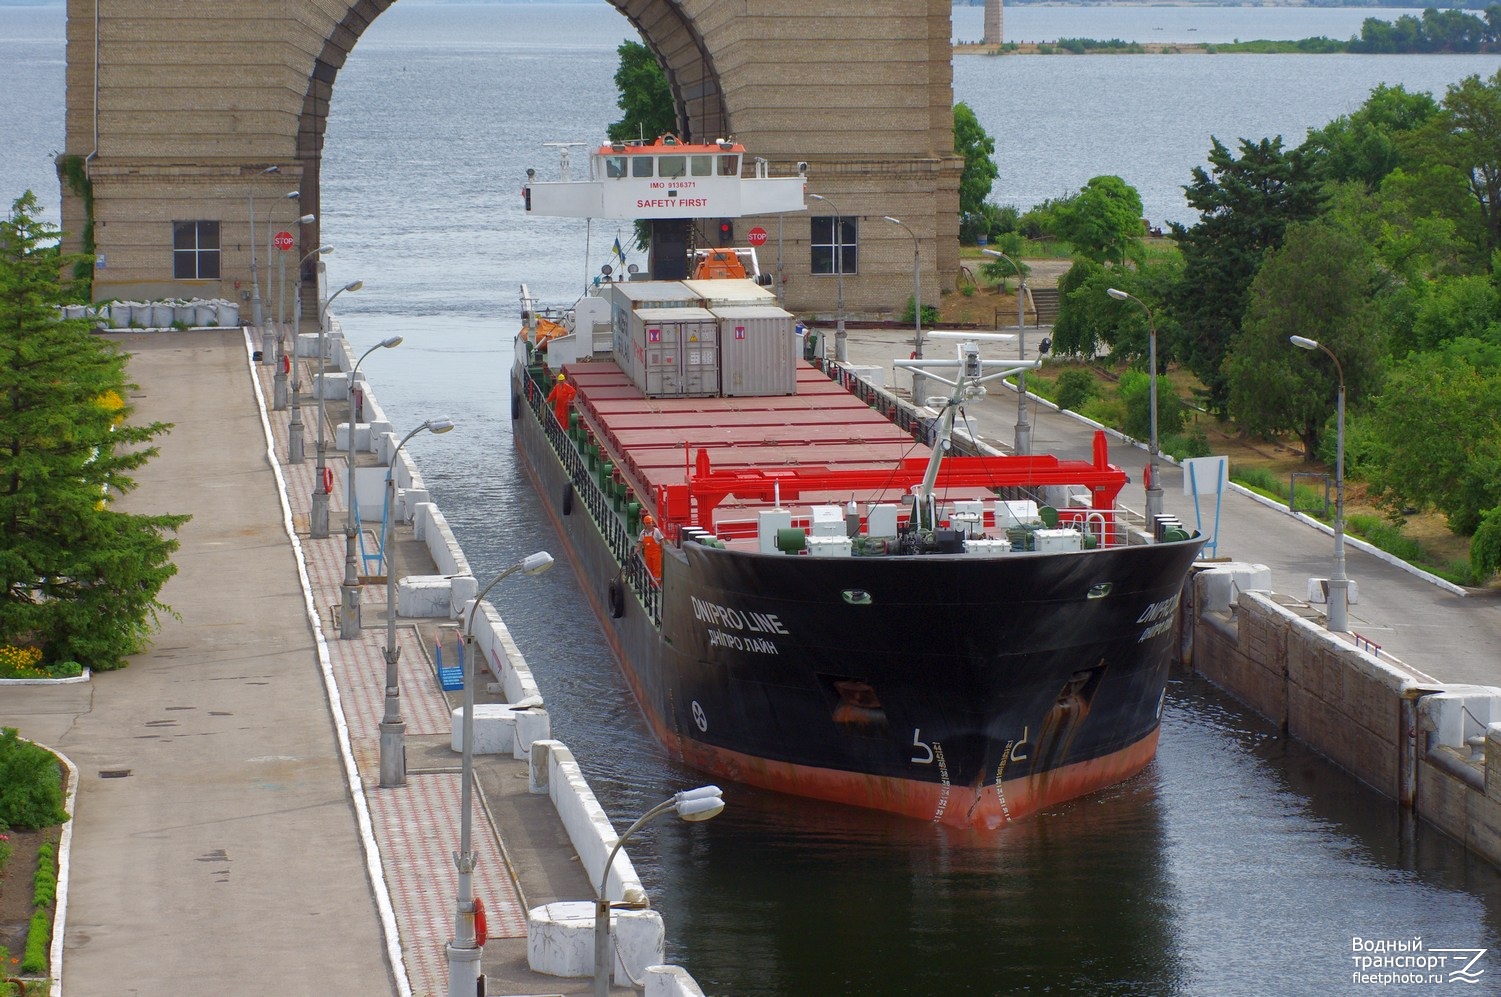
[511,363,1205,828]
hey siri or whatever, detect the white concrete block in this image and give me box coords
[398,487,430,521]
[449,574,478,619]
[613,906,666,985]
[645,965,709,997]
[294,332,320,358]
[1421,689,1501,750]
[843,363,884,388]
[450,704,517,755]
[513,707,551,758]
[397,575,452,617]
[527,900,594,977]
[1196,562,1272,614]
[317,370,350,401]
[1306,577,1360,605]
[524,900,661,983]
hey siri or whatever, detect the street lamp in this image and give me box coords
[286,245,333,465]
[983,248,1032,454]
[592,786,725,997]
[1290,335,1349,633]
[1106,287,1162,525]
[311,279,363,539]
[265,190,300,385]
[447,551,556,997]
[809,193,847,363]
[340,335,404,639]
[247,165,279,334]
[380,417,457,788]
[884,215,923,402]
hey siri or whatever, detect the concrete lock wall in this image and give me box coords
[1190,565,1501,868]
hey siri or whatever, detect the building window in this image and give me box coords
[811,216,857,276]
[173,221,220,279]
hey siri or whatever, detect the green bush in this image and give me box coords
[20,840,57,976]
[900,296,940,328]
[1119,371,1186,442]
[1472,507,1501,583]
[1233,466,1281,496]
[1166,428,1211,460]
[0,729,68,830]
[1055,369,1098,411]
[31,841,56,909]
[22,909,48,974]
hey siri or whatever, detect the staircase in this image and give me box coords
[1027,286,1061,326]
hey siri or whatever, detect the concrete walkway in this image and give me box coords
[840,326,1501,688]
[0,331,394,994]
[0,329,606,996]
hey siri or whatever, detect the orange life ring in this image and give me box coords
[281,353,291,374]
[473,896,488,948]
[322,467,334,495]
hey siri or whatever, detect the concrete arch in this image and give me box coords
[62,0,959,322]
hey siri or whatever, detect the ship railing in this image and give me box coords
[526,371,663,628]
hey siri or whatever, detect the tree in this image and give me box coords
[1431,70,1501,261]
[1300,83,1439,191]
[1224,220,1383,458]
[1051,175,1145,266]
[1361,344,1501,534]
[607,41,676,144]
[1169,136,1325,415]
[0,192,187,669]
[954,102,998,219]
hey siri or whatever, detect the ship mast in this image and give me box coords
[894,334,1038,529]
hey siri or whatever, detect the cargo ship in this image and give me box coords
[511,137,1204,829]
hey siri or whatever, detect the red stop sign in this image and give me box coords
[273,230,294,252]
[747,226,768,247]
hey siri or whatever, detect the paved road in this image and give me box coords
[841,326,1501,687]
[0,332,395,995]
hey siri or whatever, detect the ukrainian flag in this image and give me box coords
[612,237,625,263]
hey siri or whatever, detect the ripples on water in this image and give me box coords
[7,3,1501,991]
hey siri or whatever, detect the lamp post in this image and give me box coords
[340,335,404,639]
[1106,287,1162,525]
[286,243,332,465]
[1290,335,1348,633]
[592,787,725,997]
[311,279,363,539]
[380,417,457,788]
[447,552,556,997]
[809,193,847,363]
[982,248,1032,454]
[884,215,923,402]
[264,190,300,381]
[273,213,316,413]
[247,165,279,335]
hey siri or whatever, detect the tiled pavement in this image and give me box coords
[252,356,526,997]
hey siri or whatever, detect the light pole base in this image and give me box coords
[1145,485,1165,528]
[310,490,330,539]
[1326,577,1350,633]
[261,329,275,365]
[445,942,483,997]
[1014,421,1032,456]
[340,581,362,638]
[273,370,288,411]
[288,412,305,464]
[379,719,407,787]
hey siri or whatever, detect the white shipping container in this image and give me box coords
[628,307,719,398]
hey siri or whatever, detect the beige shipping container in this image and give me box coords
[713,305,797,397]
